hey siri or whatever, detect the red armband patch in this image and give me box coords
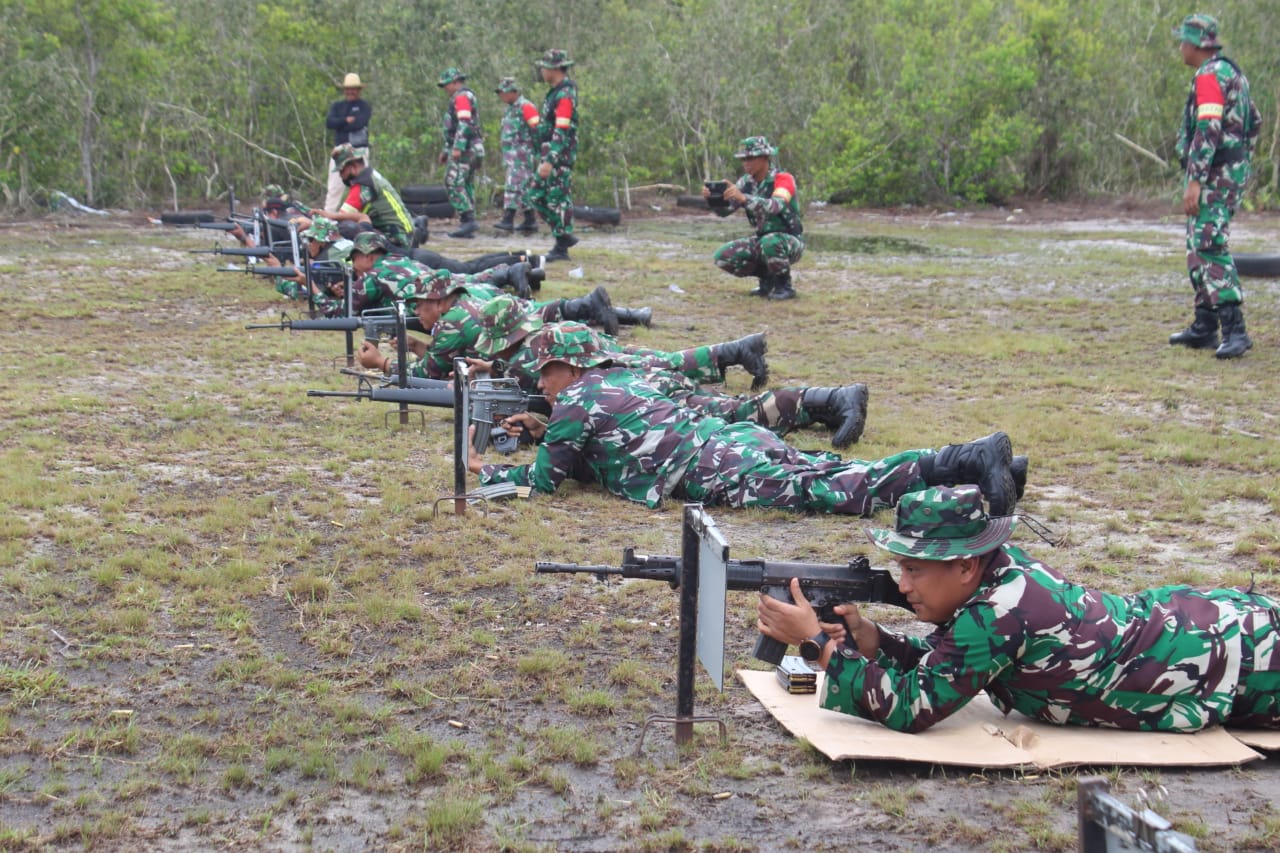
[454,93,473,120]
[342,185,363,212]
[1195,73,1224,121]
[772,172,797,201]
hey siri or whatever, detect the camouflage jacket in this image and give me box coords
[501,325,707,396]
[411,283,543,380]
[479,367,729,507]
[716,168,802,238]
[442,87,482,154]
[1178,54,1261,184]
[353,254,426,313]
[341,167,414,245]
[821,544,1280,733]
[500,96,539,156]
[539,78,578,168]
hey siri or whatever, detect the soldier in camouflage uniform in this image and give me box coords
[759,485,1280,733]
[437,68,484,238]
[272,216,349,316]
[315,144,414,247]
[493,77,540,235]
[705,136,804,300]
[528,49,580,262]
[469,325,1021,515]
[1168,14,1261,359]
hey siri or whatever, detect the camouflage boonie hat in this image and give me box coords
[734,136,776,159]
[397,269,453,303]
[302,216,340,243]
[351,230,388,255]
[494,76,520,94]
[331,143,362,170]
[474,294,543,357]
[262,184,287,199]
[437,67,467,87]
[1173,14,1221,49]
[866,485,1016,561]
[535,49,575,69]
[528,322,611,370]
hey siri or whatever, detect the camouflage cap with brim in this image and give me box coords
[437,67,467,87]
[535,49,575,69]
[866,485,1016,561]
[473,294,543,357]
[302,216,340,243]
[331,143,362,170]
[398,269,454,303]
[528,322,611,369]
[494,76,520,94]
[1173,13,1221,49]
[351,230,388,256]
[734,136,777,159]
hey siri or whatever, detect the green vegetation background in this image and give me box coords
[3,0,1279,209]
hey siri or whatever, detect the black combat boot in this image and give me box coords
[614,307,653,327]
[527,265,546,292]
[518,210,539,234]
[1010,455,1028,501]
[713,333,769,391]
[1168,304,1219,349]
[449,210,479,238]
[800,384,869,448]
[494,209,517,232]
[916,432,1017,517]
[489,262,534,299]
[410,215,430,247]
[546,233,579,262]
[1215,303,1253,359]
[748,275,773,297]
[559,286,618,336]
[767,270,797,300]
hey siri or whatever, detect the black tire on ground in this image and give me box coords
[399,184,450,205]
[160,210,216,225]
[1234,253,1280,278]
[422,201,456,219]
[675,195,710,209]
[573,205,622,226]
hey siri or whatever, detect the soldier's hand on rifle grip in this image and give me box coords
[357,340,384,370]
[501,411,547,442]
[464,356,494,377]
[757,578,820,646]
[465,424,485,474]
[832,602,880,659]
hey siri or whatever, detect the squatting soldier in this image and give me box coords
[493,76,540,235]
[468,324,1022,515]
[1167,13,1261,359]
[317,144,414,247]
[437,67,484,239]
[528,49,580,262]
[759,484,1280,733]
[704,136,804,300]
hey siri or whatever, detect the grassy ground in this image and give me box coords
[1,202,1279,851]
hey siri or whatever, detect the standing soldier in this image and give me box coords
[1167,14,1261,359]
[437,67,484,239]
[528,49,580,262]
[493,77,540,235]
[324,73,372,212]
[704,136,804,300]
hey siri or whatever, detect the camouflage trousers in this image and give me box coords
[502,147,536,212]
[714,232,804,278]
[676,387,816,433]
[446,152,478,214]
[1185,164,1248,307]
[678,425,925,515]
[1229,592,1280,728]
[528,164,574,236]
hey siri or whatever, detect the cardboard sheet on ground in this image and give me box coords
[739,669,1263,769]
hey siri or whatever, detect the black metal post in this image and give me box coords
[452,368,467,515]
[675,504,701,745]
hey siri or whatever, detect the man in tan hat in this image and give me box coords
[758,484,1280,734]
[324,72,372,210]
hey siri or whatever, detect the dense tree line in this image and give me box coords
[4,0,1277,210]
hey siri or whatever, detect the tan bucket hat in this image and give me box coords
[340,73,364,89]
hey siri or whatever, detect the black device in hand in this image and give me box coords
[704,180,730,209]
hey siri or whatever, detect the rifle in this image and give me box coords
[219,264,302,277]
[308,372,539,454]
[535,548,912,664]
[245,306,426,342]
[191,245,273,258]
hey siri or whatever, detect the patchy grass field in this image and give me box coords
[1,201,1279,852]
